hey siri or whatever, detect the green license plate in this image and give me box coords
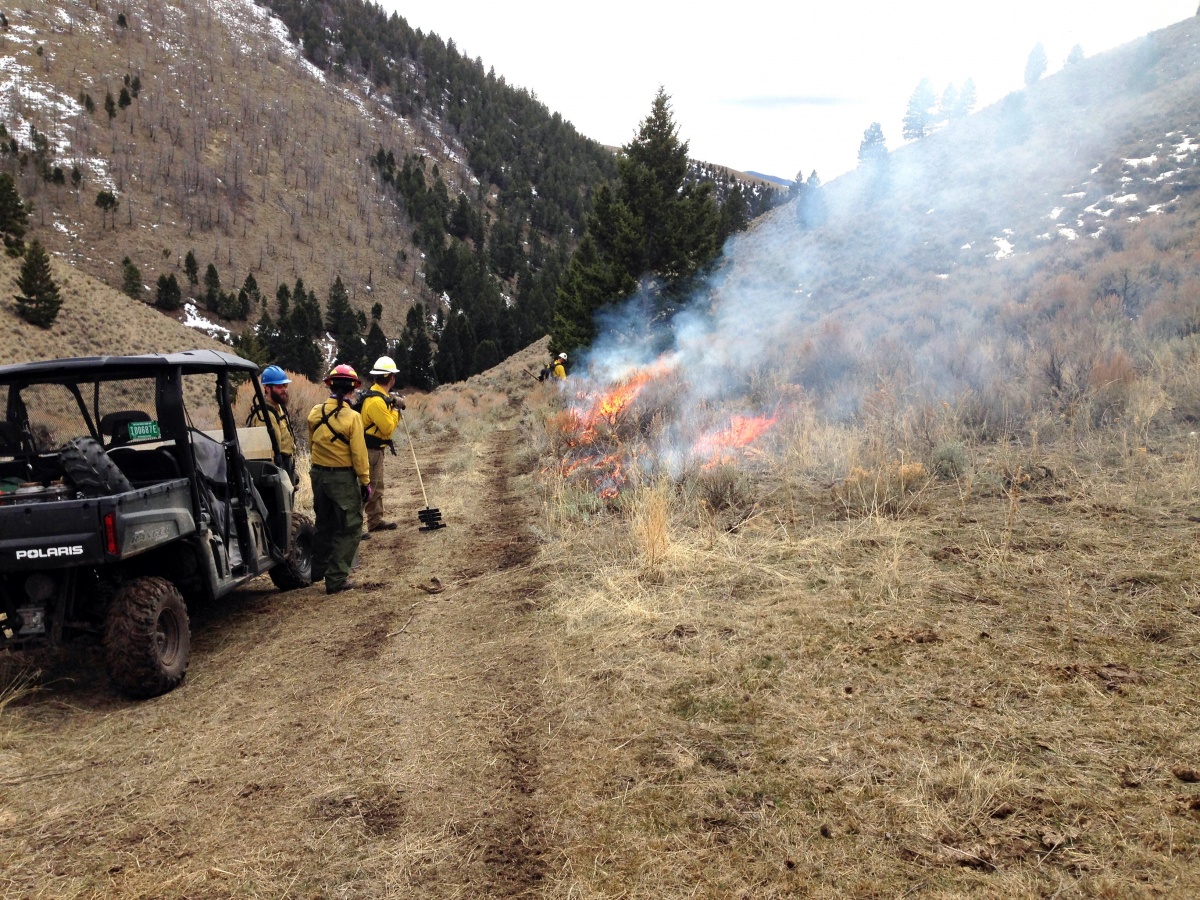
[126,420,161,441]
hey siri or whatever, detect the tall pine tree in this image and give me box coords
[902,79,936,140]
[15,241,62,328]
[0,173,28,256]
[552,89,719,354]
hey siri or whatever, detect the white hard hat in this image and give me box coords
[370,355,399,375]
[557,352,567,360]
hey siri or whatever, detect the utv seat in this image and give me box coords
[99,410,152,448]
[107,446,181,485]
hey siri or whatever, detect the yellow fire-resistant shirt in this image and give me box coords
[306,398,370,484]
[359,388,400,443]
[249,400,295,457]
[551,360,566,380]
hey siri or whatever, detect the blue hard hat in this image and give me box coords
[260,365,291,386]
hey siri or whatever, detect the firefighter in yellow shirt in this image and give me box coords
[360,355,404,533]
[551,352,567,380]
[306,364,371,595]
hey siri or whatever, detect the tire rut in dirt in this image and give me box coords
[470,428,548,895]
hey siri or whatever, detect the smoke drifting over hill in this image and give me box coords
[560,16,1200,484]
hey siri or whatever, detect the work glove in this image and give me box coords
[360,483,373,505]
[389,393,406,411]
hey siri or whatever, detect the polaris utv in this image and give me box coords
[0,350,313,698]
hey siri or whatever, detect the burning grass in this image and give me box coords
[530,380,1200,897]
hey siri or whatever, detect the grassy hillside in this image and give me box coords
[0,252,226,365]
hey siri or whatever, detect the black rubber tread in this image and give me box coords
[104,576,191,698]
[60,436,133,496]
[269,512,315,591]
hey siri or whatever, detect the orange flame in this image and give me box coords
[693,414,778,467]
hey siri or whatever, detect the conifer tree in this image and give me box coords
[324,276,356,335]
[552,89,719,353]
[717,183,748,244]
[155,272,182,311]
[364,320,387,367]
[434,312,462,383]
[902,79,936,140]
[203,263,221,312]
[327,277,364,372]
[0,173,29,256]
[1066,44,1084,66]
[104,91,116,122]
[121,257,142,300]
[184,249,199,286]
[472,339,500,373]
[798,171,827,227]
[402,304,435,389]
[15,240,62,328]
[939,84,959,120]
[1025,43,1048,86]
[858,123,888,166]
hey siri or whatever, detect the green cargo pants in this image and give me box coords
[310,465,363,592]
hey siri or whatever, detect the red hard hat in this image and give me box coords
[324,363,361,389]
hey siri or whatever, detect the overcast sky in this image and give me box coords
[378,2,1197,181]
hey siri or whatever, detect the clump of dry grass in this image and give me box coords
[833,460,930,518]
[631,480,672,575]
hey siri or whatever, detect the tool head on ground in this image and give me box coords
[260,365,291,386]
[418,507,446,531]
[324,363,361,392]
[398,409,446,532]
[370,356,399,376]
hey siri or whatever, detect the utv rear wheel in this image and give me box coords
[105,576,190,698]
[60,436,132,496]
[269,512,315,591]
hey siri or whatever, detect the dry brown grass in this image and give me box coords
[531,394,1200,897]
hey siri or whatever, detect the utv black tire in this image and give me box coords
[269,512,315,590]
[104,576,191,698]
[60,436,132,496]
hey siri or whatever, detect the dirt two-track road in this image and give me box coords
[0,415,551,898]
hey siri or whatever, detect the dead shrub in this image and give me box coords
[687,464,758,531]
[1088,348,1139,420]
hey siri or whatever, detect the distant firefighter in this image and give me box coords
[539,352,568,381]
